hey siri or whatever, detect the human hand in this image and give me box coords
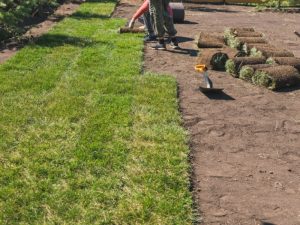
[128,18,135,29]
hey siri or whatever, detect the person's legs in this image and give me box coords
[143,12,156,41]
[162,0,176,37]
[162,0,179,49]
[143,12,155,36]
[149,0,166,49]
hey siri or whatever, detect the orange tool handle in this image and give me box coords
[194,64,208,72]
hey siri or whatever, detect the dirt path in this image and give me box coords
[114,3,300,225]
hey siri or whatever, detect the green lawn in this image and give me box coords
[0,1,194,224]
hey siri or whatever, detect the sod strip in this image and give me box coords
[113,74,194,224]
[0,2,136,223]
[0,1,193,224]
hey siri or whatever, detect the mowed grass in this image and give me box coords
[0,1,194,224]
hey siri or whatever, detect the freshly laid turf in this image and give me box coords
[0,1,194,224]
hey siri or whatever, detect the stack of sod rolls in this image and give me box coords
[224,27,266,50]
[252,65,300,90]
[196,32,239,71]
[223,27,300,90]
[225,56,266,77]
[267,57,300,72]
[239,64,276,82]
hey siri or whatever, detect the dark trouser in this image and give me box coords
[149,0,177,38]
[143,11,155,36]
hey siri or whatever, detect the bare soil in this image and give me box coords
[0,2,81,64]
[114,2,300,225]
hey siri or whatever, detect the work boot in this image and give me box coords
[150,39,166,50]
[144,34,157,42]
[170,37,180,49]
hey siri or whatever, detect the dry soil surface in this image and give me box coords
[114,3,300,225]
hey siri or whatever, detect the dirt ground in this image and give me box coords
[114,3,300,225]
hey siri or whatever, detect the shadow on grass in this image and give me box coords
[70,11,111,20]
[34,33,107,48]
[85,0,117,2]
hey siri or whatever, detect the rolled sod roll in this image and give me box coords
[234,31,263,37]
[249,46,290,57]
[252,65,300,90]
[225,35,240,49]
[246,43,276,50]
[239,64,276,82]
[260,49,294,58]
[237,37,267,45]
[196,49,229,71]
[225,56,266,77]
[233,37,267,50]
[230,27,255,33]
[169,2,185,23]
[267,57,300,71]
[223,47,240,59]
[224,28,234,40]
[244,43,274,53]
[197,32,225,48]
[254,45,283,51]
[243,43,276,54]
[119,27,144,33]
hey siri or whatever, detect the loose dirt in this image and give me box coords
[0,2,81,64]
[114,2,300,225]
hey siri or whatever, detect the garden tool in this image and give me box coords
[194,64,223,93]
